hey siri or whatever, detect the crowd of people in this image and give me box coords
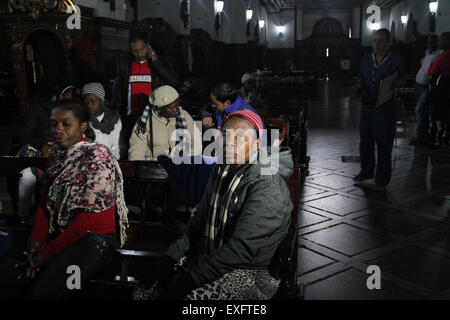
[410,32,450,148]
[1,27,449,300]
[0,31,290,301]
[353,29,450,192]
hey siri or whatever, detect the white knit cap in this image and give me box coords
[82,82,105,101]
[149,85,179,107]
[241,73,254,84]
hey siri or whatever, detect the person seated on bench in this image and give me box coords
[201,82,259,130]
[133,109,293,300]
[239,73,262,108]
[15,83,76,224]
[82,82,122,159]
[0,99,128,299]
[128,85,201,160]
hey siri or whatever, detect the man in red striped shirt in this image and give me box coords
[113,33,179,159]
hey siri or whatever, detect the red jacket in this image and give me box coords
[429,49,450,78]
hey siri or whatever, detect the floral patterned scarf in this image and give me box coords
[44,140,129,246]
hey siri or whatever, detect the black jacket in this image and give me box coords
[166,161,293,287]
[111,57,179,117]
[18,98,54,150]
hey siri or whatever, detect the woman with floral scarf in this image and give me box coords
[0,99,128,299]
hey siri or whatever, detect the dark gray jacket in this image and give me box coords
[166,161,293,287]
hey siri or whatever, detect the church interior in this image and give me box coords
[0,0,449,303]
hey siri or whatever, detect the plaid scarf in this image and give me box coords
[137,105,188,157]
[204,164,249,254]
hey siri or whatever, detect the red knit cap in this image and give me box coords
[223,109,264,141]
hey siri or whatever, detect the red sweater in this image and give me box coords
[129,60,152,115]
[429,49,450,78]
[28,205,116,262]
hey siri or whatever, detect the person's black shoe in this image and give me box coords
[353,174,373,182]
[354,182,386,192]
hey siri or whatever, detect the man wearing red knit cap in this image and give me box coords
[134,109,293,301]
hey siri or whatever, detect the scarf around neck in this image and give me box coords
[45,140,129,246]
[137,105,188,156]
[90,107,120,135]
[203,164,249,254]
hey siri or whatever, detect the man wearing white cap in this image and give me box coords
[82,82,122,159]
[128,85,201,161]
[239,72,262,108]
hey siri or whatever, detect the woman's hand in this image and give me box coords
[41,142,57,158]
[25,239,40,255]
[15,240,45,280]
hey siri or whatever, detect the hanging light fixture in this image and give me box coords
[276,25,285,33]
[215,0,224,36]
[429,0,438,32]
[259,18,265,28]
[429,0,438,14]
[246,9,253,21]
[401,13,408,24]
[216,0,224,14]
[246,7,253,36]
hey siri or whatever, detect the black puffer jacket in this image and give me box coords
[166,160,293,287]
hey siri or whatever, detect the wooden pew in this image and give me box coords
[270,163,304,300]
[263,116,289,146]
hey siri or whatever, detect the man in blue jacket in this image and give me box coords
[354,28,406,191]
[201,82,258,130]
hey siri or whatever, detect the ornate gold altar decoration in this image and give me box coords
[8,0,60,20]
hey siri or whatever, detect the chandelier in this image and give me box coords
[8,0,60,20]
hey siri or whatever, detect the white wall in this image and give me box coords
[222,0,255,44]
[435,0,450,35]
[75,0,129,21]
[351,7,361,39]
[189,0,215,38]
[134,0,265,44]
[390,0,429,42]
[390,0,450,43]
[137,0,189,35]
[361,7,390,46]
[267,10,295,48]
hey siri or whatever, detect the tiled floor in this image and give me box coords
[298,80,450,300]
[2,80,450,300]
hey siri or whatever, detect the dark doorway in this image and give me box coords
[23,30,65,98]
[296,17,360,78]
